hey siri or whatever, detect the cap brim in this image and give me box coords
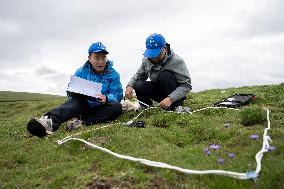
[143,48,162,58]
[91,50,109,54]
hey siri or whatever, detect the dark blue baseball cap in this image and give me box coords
[143,33,166,58]
[88,42,109,54]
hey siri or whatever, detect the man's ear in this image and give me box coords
[166,43,171,55]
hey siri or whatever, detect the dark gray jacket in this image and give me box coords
[127,50,192,102]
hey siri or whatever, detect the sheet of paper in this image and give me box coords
[66,75,102,98]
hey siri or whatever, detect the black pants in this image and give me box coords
[44,93,122,131]
[134,70,185,110]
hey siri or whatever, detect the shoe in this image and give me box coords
[175,106,191,113]
[27,116,53,138]
[65,118,83,131]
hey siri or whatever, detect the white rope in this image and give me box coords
[191,106,240,113]
[125,106,157,126]
[254,109,272,176]
[58,137,248,179]
[59,124,113,142]
[57,107,272,181]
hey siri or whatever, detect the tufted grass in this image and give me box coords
[0,84,283,189]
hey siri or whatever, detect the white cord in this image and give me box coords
[254,109,272,176]
[58,137,248,179]
[57,108,272,181]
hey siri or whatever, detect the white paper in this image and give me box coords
[66,75,102,98]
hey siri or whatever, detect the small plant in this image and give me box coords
[240,107,266,126]
[150,115,172,128]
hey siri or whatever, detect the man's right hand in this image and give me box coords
[125,86,134,99]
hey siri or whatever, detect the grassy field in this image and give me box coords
[0,84,283,189]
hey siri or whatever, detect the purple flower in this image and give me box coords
[203,147,211,155]
[267,146,276,152]
[228,153,236,159]
[205,150,211,156]
[217,158,224,164]
[250,134,259,139]
[209,144,221,150]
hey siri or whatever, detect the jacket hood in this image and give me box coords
[162,49,174,63]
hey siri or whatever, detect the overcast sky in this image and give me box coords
[0,0,283,96]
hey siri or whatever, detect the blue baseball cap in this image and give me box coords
[143,33,166,58]
[88,42,109,54]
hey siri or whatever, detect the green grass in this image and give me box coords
[0,84,283,189]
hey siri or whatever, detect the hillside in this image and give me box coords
[0,84,283,189]
[0,91,65,102]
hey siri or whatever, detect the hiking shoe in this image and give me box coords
[175,106,191,113]
[27,116,54,138]
[65,118,83,131]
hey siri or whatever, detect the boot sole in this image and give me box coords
[27,118,47,138]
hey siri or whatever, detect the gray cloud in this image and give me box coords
[0,0,283,95]
[230,0,284,38]
[35,66,58,75]
[0,0,189,68]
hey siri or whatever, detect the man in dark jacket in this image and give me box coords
[125,33,192,110]
[27,42,123,137]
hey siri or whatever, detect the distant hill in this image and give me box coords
[0,91,66,102]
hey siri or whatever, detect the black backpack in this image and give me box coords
[214,94,256,108]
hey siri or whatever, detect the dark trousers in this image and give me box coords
[134,70,185,110]
[44,93,122,131]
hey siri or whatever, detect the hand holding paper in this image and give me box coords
[96,94,107,103]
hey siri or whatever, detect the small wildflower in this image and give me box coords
[267,146,276,152]
[209,144,221,150]
[205,150,211,156]
[228,153,236,159]
[250,134,259,139]
[203,147,211,155]
[203,147,209,152]
[217,158,224,164]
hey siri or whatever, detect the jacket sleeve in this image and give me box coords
[105,71,123,102]
[127,60,148,87]
[168,60,192,102]
[74,67,83,78]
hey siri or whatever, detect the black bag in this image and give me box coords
[214,94,256,108]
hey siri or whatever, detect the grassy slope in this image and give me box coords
[0,84,283,189]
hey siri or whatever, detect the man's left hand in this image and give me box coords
[159,97,173,109]
[96,94,107,103]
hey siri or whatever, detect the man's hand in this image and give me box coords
[96,94,107,103]
[125,86,134,99]
[159,97,173,109]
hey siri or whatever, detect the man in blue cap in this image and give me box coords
[27,42,123,137]
[125,33,192,110]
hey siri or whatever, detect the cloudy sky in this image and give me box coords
[0,0,283,96]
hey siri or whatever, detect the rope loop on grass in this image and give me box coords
[57,107,272,181]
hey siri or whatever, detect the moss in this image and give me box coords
[240,107,267,126]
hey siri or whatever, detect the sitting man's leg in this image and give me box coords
[134,71,185,109]
[156,70,186,109]
[134,80,161,107]
[27,93,89,137]
[82,102,123,125]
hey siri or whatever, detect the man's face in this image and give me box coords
[149,48,167,64]
[88,52,107,73]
